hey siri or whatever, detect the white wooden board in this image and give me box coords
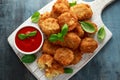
[7,0,114,80]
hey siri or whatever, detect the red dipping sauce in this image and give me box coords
[15,26,43,53]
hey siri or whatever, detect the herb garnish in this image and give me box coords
[80,21,95,33]
[49,24,68,42]
[31,12,40,23]
[21,54,36,63]
[69,0,77,7]
[18,30,37,40]
[97,27,106,41]
[64,68,73,73]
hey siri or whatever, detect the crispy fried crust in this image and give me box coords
[38,18,60,36]
[51,2,69,18]
[74,23,84,38]
[54,48,74,66]
[56,0,70,7]
[70,3,93,20]
[53,32,81,50]
[80,37,98,53]
[39,12,51,21]
[45,62,64,78]
[58,12,78,31]
[71,50,83,64]
[37,54,53,69]
[42,40,59,55]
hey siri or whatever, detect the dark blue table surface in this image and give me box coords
[0,0,120,80]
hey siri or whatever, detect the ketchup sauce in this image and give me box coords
[15,26,42,52]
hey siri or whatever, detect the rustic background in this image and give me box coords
[0,0,120,80]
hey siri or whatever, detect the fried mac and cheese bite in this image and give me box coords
[74,23,84,38]
[70,3,93,20]
[38,18,60,36]
[42,40,59,55]
[71,50,83,64]
[45,62,64,78]
[54,48,74,66]
[80,37,98,53]
[54,32,81,50]
[58,12,78,31]
[37,54,53,69]
[39,12,51,22]
[56,0,70,7]
[51,0,69,18]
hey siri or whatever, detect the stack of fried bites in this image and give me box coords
[37,0,98,78]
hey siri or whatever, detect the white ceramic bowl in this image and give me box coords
[14,26,44,54]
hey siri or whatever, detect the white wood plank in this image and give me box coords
[33,68,44,79]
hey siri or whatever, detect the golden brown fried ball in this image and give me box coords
[56,0,70,7]
[54,48,74,66]
[53,32,81,50]
[37,54,53,69]
[38,18,60,36]
[80,37,98,53]
[51,2,69,18]
[39,12,51,21]
[58,12,78,31]
[74,23,84,38]
[70,3,93,20]
[45,62,64,78]
[42,40,59,55]
[71,50,83,65]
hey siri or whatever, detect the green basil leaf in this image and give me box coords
[31,12,40,23]
[21,54,36,63]
[64,68,73,73]
[69,0,77,7]
[57,33,64,42]
[28,30,37,37]
[61,24,68,37]
[18,34,27,40]
[97,27,106,41]
[49,24,68,42]
[49,34,58,42]
[57,33,63,38]
[80,21,95,33]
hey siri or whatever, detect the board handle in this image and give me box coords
[92,0,115,14]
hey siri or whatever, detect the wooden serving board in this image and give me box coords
[7,0,114,80]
